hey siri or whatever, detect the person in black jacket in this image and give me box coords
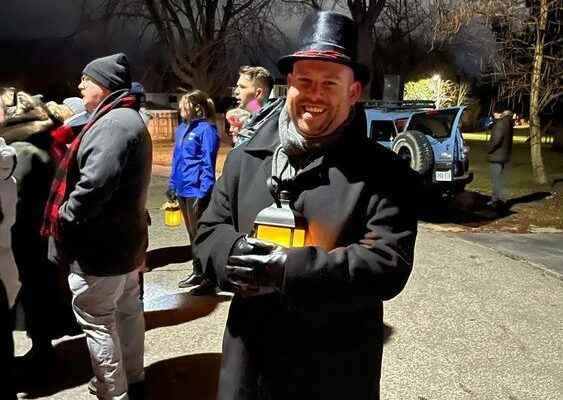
[487,109,514,209]
[0,90,84,367]
[195,11,419,400]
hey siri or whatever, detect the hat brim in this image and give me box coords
[277,54,370,86]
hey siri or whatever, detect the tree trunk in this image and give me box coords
[528,0,548,185]
[348,0,387,99]
[357,22,375,99]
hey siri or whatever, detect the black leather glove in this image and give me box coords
[166,187,177,201]
[226,237,287,296]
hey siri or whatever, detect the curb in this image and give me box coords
[454,234,563,281]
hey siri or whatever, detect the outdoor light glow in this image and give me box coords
[253,191,307,248]
[163,201,182,227]
[255,225,306,248]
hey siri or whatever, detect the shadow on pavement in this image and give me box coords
[146,245,192,271]
[419,191,508,226]
[15,294,230,398]
[145,353,221,400]
[15,335,92,398]
[383,323,394,344]
[505,191,551,208]
[145,293,231,331]
[418,190,551,227]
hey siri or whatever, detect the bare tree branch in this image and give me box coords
[102,0,277,96]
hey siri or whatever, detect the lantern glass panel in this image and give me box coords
[164,207,182,227]
[162,200,183,227]
[255,225,293,247]
[292,228,306,247]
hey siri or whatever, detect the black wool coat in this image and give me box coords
[488,113,514,164]
[195,109,419,400]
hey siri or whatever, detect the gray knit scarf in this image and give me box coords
[273,104,350,183]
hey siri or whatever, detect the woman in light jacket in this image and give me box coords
[0,136,21,400]
[168,90,220,295]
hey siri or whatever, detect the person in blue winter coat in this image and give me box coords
[168,90,220,295]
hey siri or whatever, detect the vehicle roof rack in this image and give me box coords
[363,100,436,111]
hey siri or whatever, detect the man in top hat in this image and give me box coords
[195,11,418,400]
[43,53,152,399]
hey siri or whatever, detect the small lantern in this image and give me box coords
[162,200,183,227]
[253,190,307,247]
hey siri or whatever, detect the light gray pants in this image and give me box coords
[489,162,505,202]
[69,266,145,400]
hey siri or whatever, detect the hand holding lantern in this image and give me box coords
[226,236,287,295]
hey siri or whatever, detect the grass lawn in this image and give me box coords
[448,139,563,232]
[466,140,563,196]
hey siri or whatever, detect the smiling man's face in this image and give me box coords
[286,60,361,138]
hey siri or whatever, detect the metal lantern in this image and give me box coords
[162,200,183,227]
[253,190,306,248]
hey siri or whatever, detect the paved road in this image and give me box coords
[14,175,563,399]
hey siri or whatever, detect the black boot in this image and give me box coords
[188,279,217,296]
[178,273,204,288]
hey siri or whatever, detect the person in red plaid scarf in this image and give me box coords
[43,53,152,400]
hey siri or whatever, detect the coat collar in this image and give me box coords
[243,112,281,155]
[185,118,212,130]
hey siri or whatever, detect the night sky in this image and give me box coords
[0,0,148,101]
[1,1,496,104]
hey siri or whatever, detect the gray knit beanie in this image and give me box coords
[82,53,131,92]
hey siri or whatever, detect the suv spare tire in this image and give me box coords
[391,130,434,175]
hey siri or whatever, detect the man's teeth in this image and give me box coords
[304,106,325,113]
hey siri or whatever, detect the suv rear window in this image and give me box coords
[394,118,409,133]
[370,120,396,141]
[407,109,458,139]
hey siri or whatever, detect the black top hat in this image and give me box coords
[277,11,370,85]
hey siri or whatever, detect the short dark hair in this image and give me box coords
[239,66,274,98]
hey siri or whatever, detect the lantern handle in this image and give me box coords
[267,176,282,207]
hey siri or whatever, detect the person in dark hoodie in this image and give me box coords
[43,53,152,399]
[487,108,514,209]
[195,11,418,400]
